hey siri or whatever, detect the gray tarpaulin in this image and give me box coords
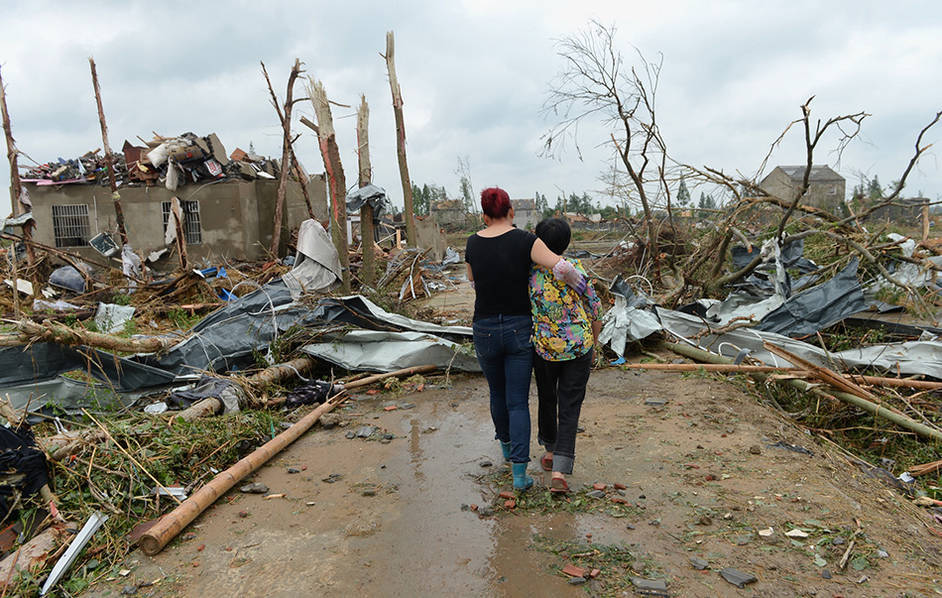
[345,183,391,218]
[2,289,474,410]
[302,330,481,373]
[755,258,866,337]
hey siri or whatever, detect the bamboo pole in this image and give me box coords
[664,341,942,443]
[620,362,942,390]
[384,31,416,247]
[308,79,350,291]
[356,95,376,286]
[0,65,38,292]
[88,58,128,246]
[139,390,351,554]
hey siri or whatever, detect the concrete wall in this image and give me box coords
[26,174,327,263]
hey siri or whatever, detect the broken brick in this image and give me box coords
[499,491,515,500]
[592,483,607,491]
[504,499,516,509]
[562,564,587,578]
[590,568,601,578]
[614,483,627,490]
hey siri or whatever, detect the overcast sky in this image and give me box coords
[1,0,940,214]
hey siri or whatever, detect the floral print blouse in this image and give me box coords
[529,260,603,361]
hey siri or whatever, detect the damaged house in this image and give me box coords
[22,133,328,263]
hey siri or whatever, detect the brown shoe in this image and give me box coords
[540,452,553,472]
[549,477,570,494]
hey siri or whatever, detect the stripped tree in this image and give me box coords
[308,79,351,291]
[261,59,317,256]
[383,31,416,247]
[88,58,129,247]
[357,95,376,286]
[0,65,38,295]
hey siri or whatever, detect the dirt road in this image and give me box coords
[86,362,942,597]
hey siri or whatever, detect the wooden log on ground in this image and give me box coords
[172,398,223,423]
[2,319,174,353]
[139,389,353,555]
[0,522,75,589]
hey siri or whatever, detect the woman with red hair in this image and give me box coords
[465,187,586,491]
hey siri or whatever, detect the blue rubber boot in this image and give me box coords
[512,462,534,491]
[500,441,512,462]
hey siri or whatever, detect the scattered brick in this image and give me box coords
[562,564,587,578]
[499,491,515,499]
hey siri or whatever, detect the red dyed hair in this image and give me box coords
[480,187,511,219]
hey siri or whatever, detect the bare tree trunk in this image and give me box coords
[0,65,38,291]
[264,60,303,256]
[356,95,376,286]
[88,58,129,246]
[261,61,317,223]
[384,31,416,247]
[308,79,350,291]
[170,197,188,270]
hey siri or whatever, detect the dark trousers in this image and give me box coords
[533,350,592,474]
[473,314,533,463]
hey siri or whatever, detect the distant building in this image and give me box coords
[429,199,467,230]
[759,165,845,213]
[869,197,929,226]
[511,199,539,230]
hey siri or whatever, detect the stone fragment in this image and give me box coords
[719,568,757,588]
[479,460,493,468]
[630,577,669,596]
[785,529,809,538]
[690,557,709,570]
[240,482,268,494]
[822,569,832,579]
[749,445,762,455]
[568,576,587,585]
[287,467,300,474]
[587,490,606,499]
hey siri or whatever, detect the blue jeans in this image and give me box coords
[473,314,533,463]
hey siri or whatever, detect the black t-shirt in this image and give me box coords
[465,228,537,321]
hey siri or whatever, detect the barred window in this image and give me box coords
[161,200,202,245]
[51,204,91,248]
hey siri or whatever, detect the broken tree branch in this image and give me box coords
[1,319,175,353]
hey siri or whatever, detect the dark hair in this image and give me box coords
[535,217,571,254]
[480,187,511,219]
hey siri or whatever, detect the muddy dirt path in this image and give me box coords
[87,364,942,597]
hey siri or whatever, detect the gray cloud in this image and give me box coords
[1,0,939,218]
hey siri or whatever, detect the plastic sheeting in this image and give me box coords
[755,258,866,337]
[597,276,662,357]
[282,219,342,299]
[658,307,942,379]
[302,330,480,373]
[345,183,391,219]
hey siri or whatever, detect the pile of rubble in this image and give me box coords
[21,132,283,190]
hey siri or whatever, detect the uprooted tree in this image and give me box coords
[544,20,942,310]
